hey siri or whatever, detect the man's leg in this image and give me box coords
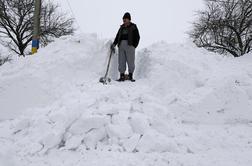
[118,46,127,74]
[118,42,127,81]
[126,45,135,74]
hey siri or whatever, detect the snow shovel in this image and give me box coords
[99,49,114,84]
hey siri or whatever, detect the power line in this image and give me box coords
[65,0,83,32]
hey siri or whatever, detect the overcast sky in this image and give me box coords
[56,0,205,48]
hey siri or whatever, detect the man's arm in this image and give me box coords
[113,28,120,46]
[134,25,140,48]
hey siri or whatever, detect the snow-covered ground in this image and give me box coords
[0,34,252,166]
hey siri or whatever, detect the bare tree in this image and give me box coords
[190,0,252,57]
[40,1,74,46]
[0,0,74,56]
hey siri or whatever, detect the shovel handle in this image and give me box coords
[104,49,114,78]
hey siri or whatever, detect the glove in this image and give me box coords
[110,43,116,53]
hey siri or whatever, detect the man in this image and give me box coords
[111,12,140,82]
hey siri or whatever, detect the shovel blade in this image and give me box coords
[99,77,111,84]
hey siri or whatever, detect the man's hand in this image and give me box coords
[110,43,116,53]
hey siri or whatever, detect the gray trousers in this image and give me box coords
[118,40,135,74]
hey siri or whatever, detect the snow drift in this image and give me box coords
[0,34,252,166]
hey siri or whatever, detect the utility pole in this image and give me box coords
[31,0,41,54]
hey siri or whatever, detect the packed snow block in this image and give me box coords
[128,112,150,135]
[47,112,74,131]
[32,118,55,137]
[12,118,31,133]
[106,123,133,139]
[69,116,109,135]
[83,127,107,149]
[64,135,83,150]
[136,130,178,153]
[122,134,141,152]
[93,103,119,116]
[111,111,131,125]
[40,132,62,151]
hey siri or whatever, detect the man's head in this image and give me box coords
[123,12,131,25]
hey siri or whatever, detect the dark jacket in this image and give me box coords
[113,23,140,48]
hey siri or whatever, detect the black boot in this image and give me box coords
[117,73,125,82]
[128,73,135,82]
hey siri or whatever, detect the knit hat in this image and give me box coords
[123,12,131,20]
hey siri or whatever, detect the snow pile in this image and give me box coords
[137,42,252,124]
[0,44,11,66]
[0,34,252,166]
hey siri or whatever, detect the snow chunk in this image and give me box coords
[122,134,141,152]
[69,116,109,135]
[137,130,178,153]
[83,127,107,149]
[128,112,150,135]
[106,123,133,139]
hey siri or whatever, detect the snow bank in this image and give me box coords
[0,44,12,66]
[136,42,252,124]
[0,34,252,166]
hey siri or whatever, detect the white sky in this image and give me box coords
[55,0,205,48]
